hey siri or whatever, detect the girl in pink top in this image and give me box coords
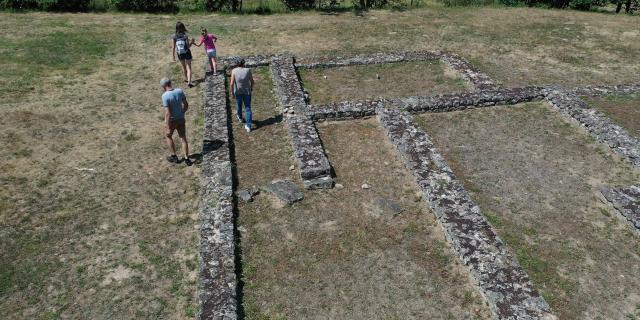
[193,27,218,74]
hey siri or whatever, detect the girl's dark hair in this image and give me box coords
[175,21,187,34]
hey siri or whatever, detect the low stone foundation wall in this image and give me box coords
[376,107,554,320]
[199,73,237,320]
[308,99,382,121]
[270,57,334,189]
[439,53,500,91]
[270,57,308,114]
[295,50,441,68]
[286,115,334,189]
[219,54,275,69]
[571,83,640,97]
[545,88,640,168]
[400,86,545,113]
[307,86,546,121]
[601,185,640,231]
[295,50,500,92]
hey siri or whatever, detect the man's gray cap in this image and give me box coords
[160,78,172,87]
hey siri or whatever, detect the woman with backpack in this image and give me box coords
[171,21,193,88]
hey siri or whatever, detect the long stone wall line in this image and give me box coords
[601,185,640,231]
[571,83,640,97]
[376,107,554,320]
[545,88,640,168]
[439,53,500,91]
[199,73,237,320]
[270,57,334,189]
[295,50,441,68]
[219,54,276,69]
[307,86,547,121]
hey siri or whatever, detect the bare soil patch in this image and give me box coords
[299,61,468,104]
[583,93,640,139]
[236,118,491,319]
[417,102,640,320]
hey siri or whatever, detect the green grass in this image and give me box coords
[0,28,111,101]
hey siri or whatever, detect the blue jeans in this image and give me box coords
[236,94,252,126]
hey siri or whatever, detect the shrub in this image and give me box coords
[1,0,91,10]
[281,0,316,9]
[568,0,605,9]
[112,0,178,12]
[441,0,495,6]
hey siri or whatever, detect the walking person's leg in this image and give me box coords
[236,94,244,123]
[244,94,252,131]
[185,60,193,86]
[211,56,217,74]
[165,125,178,163]
[179,59,188,83]
[176,120,190,164]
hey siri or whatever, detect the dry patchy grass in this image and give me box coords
[584,93,640,139]
[1,7,639,319]
[236,118,491,319]
[299,61,468,104]
[418,102,640,320]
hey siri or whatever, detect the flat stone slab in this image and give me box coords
[602,185,640,230]
[545,88,640,169]
[376,107,554,320]
[262,180,304,204]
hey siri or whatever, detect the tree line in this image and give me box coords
[0,0,637,12]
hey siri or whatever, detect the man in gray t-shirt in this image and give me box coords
[160,78,191,165]
[230,59,255,133]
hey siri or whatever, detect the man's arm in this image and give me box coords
[182,93,189,113]
[230,71,236,97]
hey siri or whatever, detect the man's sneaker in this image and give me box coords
[166,155,179,163]
[184,157,193,166]
[244,124,251,133]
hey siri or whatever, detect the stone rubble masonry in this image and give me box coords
[601,185,640,231]
[376,107,555,320]
[439,52,501,91]
[545,88,640,169]
[307,86,546,121]
[270,57,308,114]
[269,57,335,189]
[199,73,237,320]
[219,54,275,69]
[285,115,334,189]
[294,51,442,68]
[296,51,500,91]
[571,83,640,97]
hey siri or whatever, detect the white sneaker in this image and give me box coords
[244,125,251,133]
[236,115,243,123]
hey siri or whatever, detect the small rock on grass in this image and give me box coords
[335,183,344,190]
[236,189,257,203]
[361,183,370,189]
[289,165,295,171]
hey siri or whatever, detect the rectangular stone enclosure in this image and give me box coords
[199,51,640,320]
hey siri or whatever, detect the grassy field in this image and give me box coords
[235,115,491,319]
[0,6,639,319]
[418,103,640,319]
[299,61,468,104]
